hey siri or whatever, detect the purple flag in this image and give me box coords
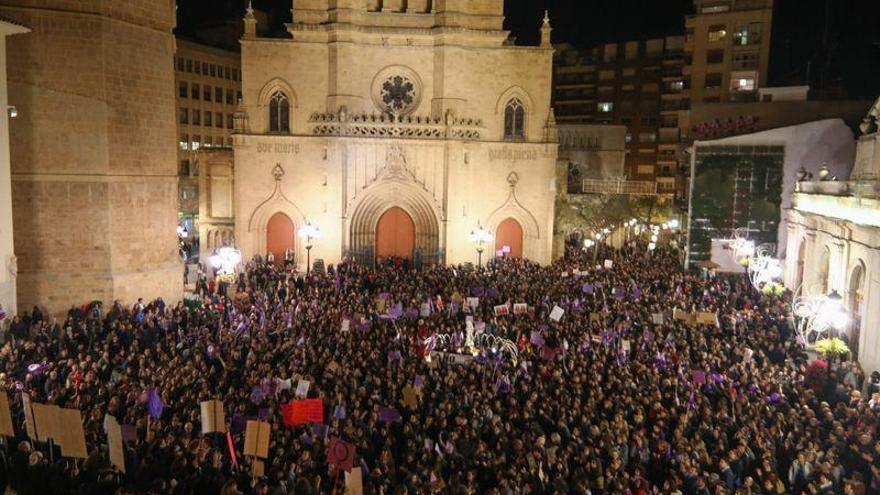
[231,415,254,434]
[333,405,346,420]
[379,406,402,423]
[494,375,511,395]
[632,286,643,299]
[613,286,625,299]
[311,422,329,438]
[582,283,594,294]
[530,331,545,347]
[486,287,499,298]
[380,303,403,320]
[414,375,424,388]
[690,370,706,385]
[27,363,48,377]
[405,307,419,320]
[147,387,164,420]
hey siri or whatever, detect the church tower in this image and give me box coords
[0,0,182,314]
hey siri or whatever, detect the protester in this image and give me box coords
[0,241,872,494]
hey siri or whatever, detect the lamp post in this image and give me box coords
[297,222,320,274]
[469,223,493,267]
[793,288,849,346]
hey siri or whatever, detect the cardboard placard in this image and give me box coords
[621,339,631,353]
[466,297,479,309]
[0,391,15,438]
[651,313,664,325]
[252,459,264,477]
[513,303,527,314]
[56,407,88,459]
[341,319,350,333]
[243,420,270,459]
[549,305,564,322]
[493,304,509,316]
[589,312,600,322]
[21,393,36,440]
[696,311,719,327]
[345,467,364,495]
[402,385,419,409]
[31,403,60,442]
[104,414,126,473]
[604,259,613,269]
[673,308,696,324]
[200,400,226,434]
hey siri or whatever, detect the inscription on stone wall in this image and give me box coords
[488,147,537,162]
[257,143,300,154]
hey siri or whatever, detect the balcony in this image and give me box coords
[581,178,659,195]
[796,179,879,199]
[793,179,880,227]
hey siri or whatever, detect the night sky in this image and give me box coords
[177,0,880,99]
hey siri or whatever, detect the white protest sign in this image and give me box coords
[621,339,631,353]
[604,259,613,269]
[295,379,310,398]
[466,297,479,309]
[549,305,564,322]
[651,313,664,325]
[341,319,350,333]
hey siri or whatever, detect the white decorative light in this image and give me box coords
[669,219,680,229]
[793,288,849,346]
[298,222,321,244]
[648,242,656,251]
[650,234,658,242]
[209,246,241,277]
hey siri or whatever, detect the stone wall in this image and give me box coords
[2,1,181,314]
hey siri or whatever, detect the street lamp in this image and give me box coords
[298,222,320,273]
[793,288,849,346]
[469,223,493,266]
[209,246,242,281]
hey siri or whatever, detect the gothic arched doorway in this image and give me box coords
[266,212,294,264]
[495,218,523,258]
[375,207,415,260]
[849,262,866,358]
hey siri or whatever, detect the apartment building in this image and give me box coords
[553,37,685,195]
[174,39,242,235]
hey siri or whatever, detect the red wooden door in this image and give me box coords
[495,218,523,258]
[375,207,415,259]
[266,212,294,264]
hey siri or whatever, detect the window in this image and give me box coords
[191,84,200,100]
[192,110,201,126]
[233,69,239,81]
[708,25,727,42]
[597,102,613,113]
[204,112,212,127]
[180,159,190,175]
[707,50,724,64]
[733,52,759,70]
[204,136,212,148]
[705,73,722,89]
[599,69,615,81]
[226,137,233,147]
[639,132,657,143]
[202,62,208,74]
[702,4,730,13]
[195,61,202,75]
[622,68,636,77]
[215,112,223,128]
[227,114,234,129]
[179,134,189,150]
[215,87,223,103]
[670,80,684,91]
[192,135,200,150]
[642,83,659,93]
[203,85,211,101]
[625,132,632,143]
[176,57,184,71]
[730,77,756,91]
[236,91,242,102]
[179,82,187,98]
[179,108,188,124]
[503,98,525,140]
[734,23,762,46]
[226,89,234,105]
[210,64,217,77]
[225,66,231,79]
[703,96,721,103]
[269,91,290,133]
[641,117,657,126]
[186,59,192,72]
[602,44,617,62]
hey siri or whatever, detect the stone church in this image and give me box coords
[222,0,559,267]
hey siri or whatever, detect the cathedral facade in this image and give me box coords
[231,0,558,268]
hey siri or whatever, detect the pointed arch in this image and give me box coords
[495,86,534,116]
[347,178,444,257]
[258,78,298,109]
[484,180,541,260]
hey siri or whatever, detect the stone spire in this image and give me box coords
[540,10,552,48]
[243,1,257,40]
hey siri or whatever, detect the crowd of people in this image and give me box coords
[0,241,876,495]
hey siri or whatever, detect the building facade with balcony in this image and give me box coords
[552,37,684,193]
[231,1,558,267]
[784,99,880,373]
[175,39,242,240]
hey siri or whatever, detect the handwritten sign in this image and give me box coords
[328,436,356,472]
[104,415,126,473]
[21,393,35,440]
[295,379,311,399]
[345,467,364,495]
[244,420,271,458]
[513,303,527,314]
[549,305,564,322]
[200,400,226,434]
[0,391,15,438]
